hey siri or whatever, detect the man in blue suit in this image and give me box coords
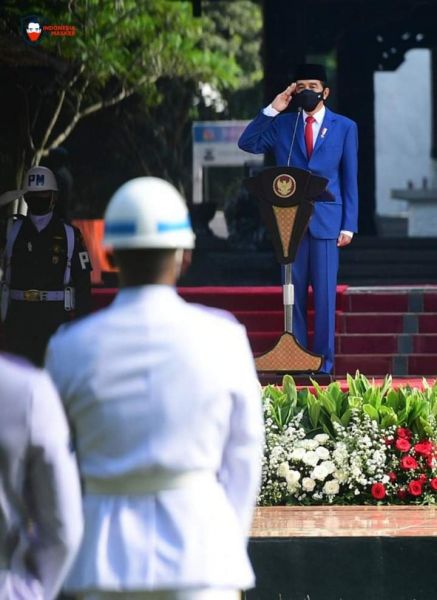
[238,64,358,374]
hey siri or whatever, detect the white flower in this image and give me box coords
[333,444,348,462]
[333,469,348,482]
[314,434,330,444]
[311,464,329,481]
[320,460,336,475]
[302,451,320,467]
[315,446,330,460]
[323,480,340,495]
[286,470,301,485]
[305,439,320,450]
[271,446,283,457]
[372,450,384,463]
[302,477,316,492]
[290,447,306,461]
[277,462,290,478]
[286,481,300,494]
[351,466,362,478]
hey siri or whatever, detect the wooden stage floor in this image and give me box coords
[251,505,437,537]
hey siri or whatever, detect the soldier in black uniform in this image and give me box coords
[0,166,91,366]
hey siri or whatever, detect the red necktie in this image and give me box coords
[305,115,315,159]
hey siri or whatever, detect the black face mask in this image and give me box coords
[296,89,324,112]
[25,194,54,215]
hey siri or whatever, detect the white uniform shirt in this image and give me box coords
[45,285,264,593]
[0,353,83,599]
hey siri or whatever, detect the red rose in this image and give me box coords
[384,437,394,447]
[400,456,418,470]
[396,427,412,439]
[408,480,423,497]
[419,474,428,483]
[388,471,397,482]
[397,489,408,500]
[430,478,437,491]
[371,483,386,500]
[414,441,434,457]
[395,438,411,452]
[427,456,435,468]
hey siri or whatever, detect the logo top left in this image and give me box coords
[21,15,44,44]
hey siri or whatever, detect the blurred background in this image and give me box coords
[1,0,437,285]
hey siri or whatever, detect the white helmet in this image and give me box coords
[0,166,58,208]
[103,177,195,250]
[23,166,58,193]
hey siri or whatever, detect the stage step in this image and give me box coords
[178,285,347,311]
[250,333,437,356]
[233,310,343,332]
[178,237,437,286]
[1,285,435,378]
[339,237,437,285]
[343,288,437,312]
[336,288,437,376]
[335,354,437,377]
[89,285,437,377]
[338,312,437,334]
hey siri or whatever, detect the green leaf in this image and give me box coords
[340,408,352,427]
[348,396,362,409]
[380,374,393,397]
[283,375,297,406]
[386,389,401,411]
[381,413,398,428]
[363,403,379,422]
[320,395,337,417]
[308,399,321,429]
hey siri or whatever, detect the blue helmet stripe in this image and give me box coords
[157,218,191,233]
[105,222,136,235]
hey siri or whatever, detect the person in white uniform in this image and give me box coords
[0,352,83,600]
[45,177,264,600]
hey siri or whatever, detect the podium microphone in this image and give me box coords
[284,105,302,339]
[286,106,302,167]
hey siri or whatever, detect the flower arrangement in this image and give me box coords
[383,427,437,502]
[260,372,437,506]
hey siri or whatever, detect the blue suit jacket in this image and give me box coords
[238,108,359,238]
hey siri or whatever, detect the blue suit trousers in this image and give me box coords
[291,231,339,374]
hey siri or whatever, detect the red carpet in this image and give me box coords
[1,286,433,379]
[91,285,437,378]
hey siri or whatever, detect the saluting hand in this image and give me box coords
[272,83,296,112]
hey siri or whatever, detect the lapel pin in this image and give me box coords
[321,128,328,138]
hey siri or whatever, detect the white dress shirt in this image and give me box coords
[0,353,83,599]
[45,285,264,594]
[263,102,353,239]
[303,105,325,145]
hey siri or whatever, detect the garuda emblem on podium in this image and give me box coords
[273,174,296,198]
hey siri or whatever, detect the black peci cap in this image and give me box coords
[294,63,328,83]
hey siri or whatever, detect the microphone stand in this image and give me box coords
[284,107,302,335]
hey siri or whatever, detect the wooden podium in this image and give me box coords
[245,166,330,373]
